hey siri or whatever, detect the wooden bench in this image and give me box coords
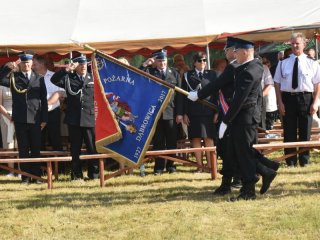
[98,147,218,187]
[257,127,320,144]
[1,140,319,189]
[253,140,320,162]
[0,151,71,180]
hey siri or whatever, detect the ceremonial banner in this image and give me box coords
[92,52,174,166]
[93,63,122,145]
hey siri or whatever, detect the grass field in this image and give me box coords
[0,151,319,240]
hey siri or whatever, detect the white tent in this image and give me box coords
[1,0,320,54]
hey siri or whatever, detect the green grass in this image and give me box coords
[0,152,319,240]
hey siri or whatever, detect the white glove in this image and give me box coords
[219,122,227,139]
[187,91,198,102]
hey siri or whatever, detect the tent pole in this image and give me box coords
[316,34,319,60]
[206,44,211,70]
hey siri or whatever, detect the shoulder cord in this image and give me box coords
[9,73,27,94]
[184,72,201,91]
[65,76,83,99]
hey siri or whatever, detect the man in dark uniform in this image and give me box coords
[188,39,279,199]
[140,49,183,175]
[51,54,99,180]
[190,37,243,194]
[220,39,263,200]
[0,53,48,184]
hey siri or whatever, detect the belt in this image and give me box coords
[282,91,312,96]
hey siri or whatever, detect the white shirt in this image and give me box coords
[261,65,277,112]
[274,53,320,92]
[44,70,65,111]
[195,69,204,77]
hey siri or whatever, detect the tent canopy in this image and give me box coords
[1,0,320,54]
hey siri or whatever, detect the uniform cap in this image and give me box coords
[18,53,33,62]
[224,37,238,49]
[234,38,255,50]
[152,49,167,60]
[72,54,88,64]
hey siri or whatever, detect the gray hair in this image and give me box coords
[291,32,306,42]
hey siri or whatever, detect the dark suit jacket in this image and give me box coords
[51,70,95,127]
[141,66,181,120]
[198,62,238,104]
[223,59,263,125]
[0,66,48,124]
[181,69,217,116]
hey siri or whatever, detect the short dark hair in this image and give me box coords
[193,52,207,62]
[33,54,46,64]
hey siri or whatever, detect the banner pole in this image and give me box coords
[80,43,218,111]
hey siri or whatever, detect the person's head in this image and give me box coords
[261,56,271,68]
[284,48,293,59]
[306,48,316,59]
[233,38,255,64]
[152,49,167,70]
[173,54,185,68]
[277,51,284,61]
[192,52,207,71]
[18,53,33,72]
[118,57,130,66]
[72,54,88,76]
[290,32,306,56]
[32,54,47,75]
[212,58,227,74]
[224,37,238,62]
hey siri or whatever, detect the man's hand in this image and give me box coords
[187,91,198,101]
[176,115,183,124]
[5,59,21,71]
[142,58,155,68]
[66,62,79,72]
[40,122,47,130]
[219,122,227,139]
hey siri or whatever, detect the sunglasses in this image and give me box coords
[197,59,207,63]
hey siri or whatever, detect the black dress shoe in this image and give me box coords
[230,183,256,201]
[213,186,231,195]
[230,192,256,202]
[260,171,277,194]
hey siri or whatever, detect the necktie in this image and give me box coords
[25,73,29,80]
[80,75,84,81]
[198,72,203,80]
[292,57,298,89]
[160,70,165,80]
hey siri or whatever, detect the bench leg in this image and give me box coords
[99,159,105,187]
[54,161,59,180]
[47,161,53,189]
[210,150,217,180]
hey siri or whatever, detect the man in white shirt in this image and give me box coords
[33,55,65,155]
[274,32,320,167]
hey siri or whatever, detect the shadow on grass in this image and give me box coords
[3,178,318,210]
